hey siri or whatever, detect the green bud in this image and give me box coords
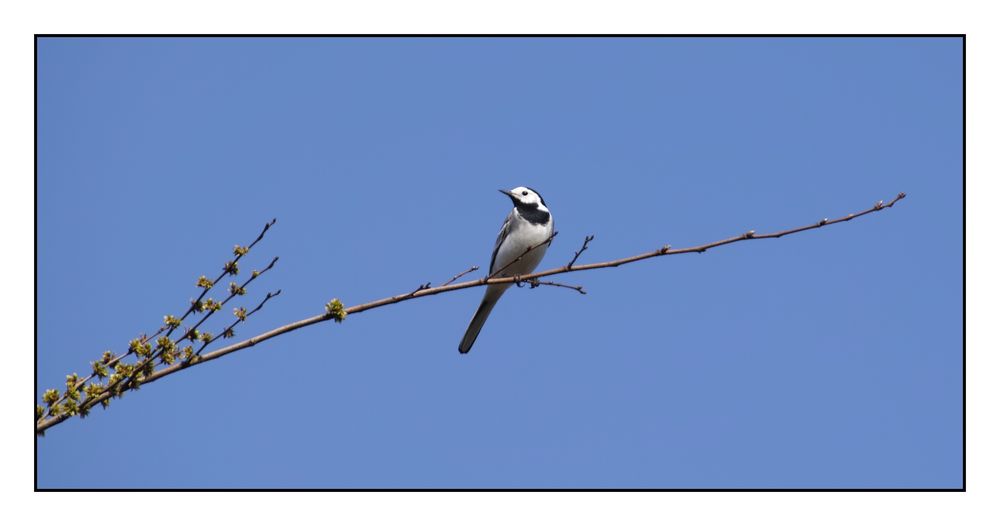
[91,360,109,378]
[129,338,152,357]
[325,298,347,323]
[83,383,104,402]
[159,349,176,365]
[65,373,80,391]
[61,399,79,417]
[156,336,175,351]
[156,336,178,365]
[42,389,59,406]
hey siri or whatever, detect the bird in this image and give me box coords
[459,186,555,354]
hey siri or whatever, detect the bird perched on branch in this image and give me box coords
[459,187,554,354]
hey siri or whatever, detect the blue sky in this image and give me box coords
[36,36,962,489]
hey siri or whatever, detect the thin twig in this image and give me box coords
[36,193,906,434]
[406,282,432,298]
[193,290,282,357]
[186,256,280,339]
[441,266,479,287]
[524,278,587,295]
[169,218,276,335]
[566,235,594,269]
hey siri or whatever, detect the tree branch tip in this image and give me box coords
[526,278,587,295]
[441,265,482,286]
[566,233,595,268]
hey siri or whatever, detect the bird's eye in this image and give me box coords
[521,191,528,196]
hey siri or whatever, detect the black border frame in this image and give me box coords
[34,34,966,492]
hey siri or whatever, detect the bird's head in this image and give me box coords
[500,186,547,210]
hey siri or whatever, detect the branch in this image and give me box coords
[37,219,280,427]
[173,218,276,331]
[106,253,280,396]
[36,193,905,434]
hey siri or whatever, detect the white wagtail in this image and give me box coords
[459,186,554,354]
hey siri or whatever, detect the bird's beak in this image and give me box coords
[499,189,516,200]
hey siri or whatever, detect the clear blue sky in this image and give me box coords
[36,36,962,489]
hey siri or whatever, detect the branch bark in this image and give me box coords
[36,193,905,434]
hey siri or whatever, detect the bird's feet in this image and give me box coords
[513,275,542,289]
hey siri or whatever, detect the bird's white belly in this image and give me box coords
[493,222,552,278]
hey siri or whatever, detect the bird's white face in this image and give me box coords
[504,186,547,210]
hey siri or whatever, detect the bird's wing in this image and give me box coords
[488,212,513,275]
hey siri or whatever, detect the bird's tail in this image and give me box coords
[458,286,505,354]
